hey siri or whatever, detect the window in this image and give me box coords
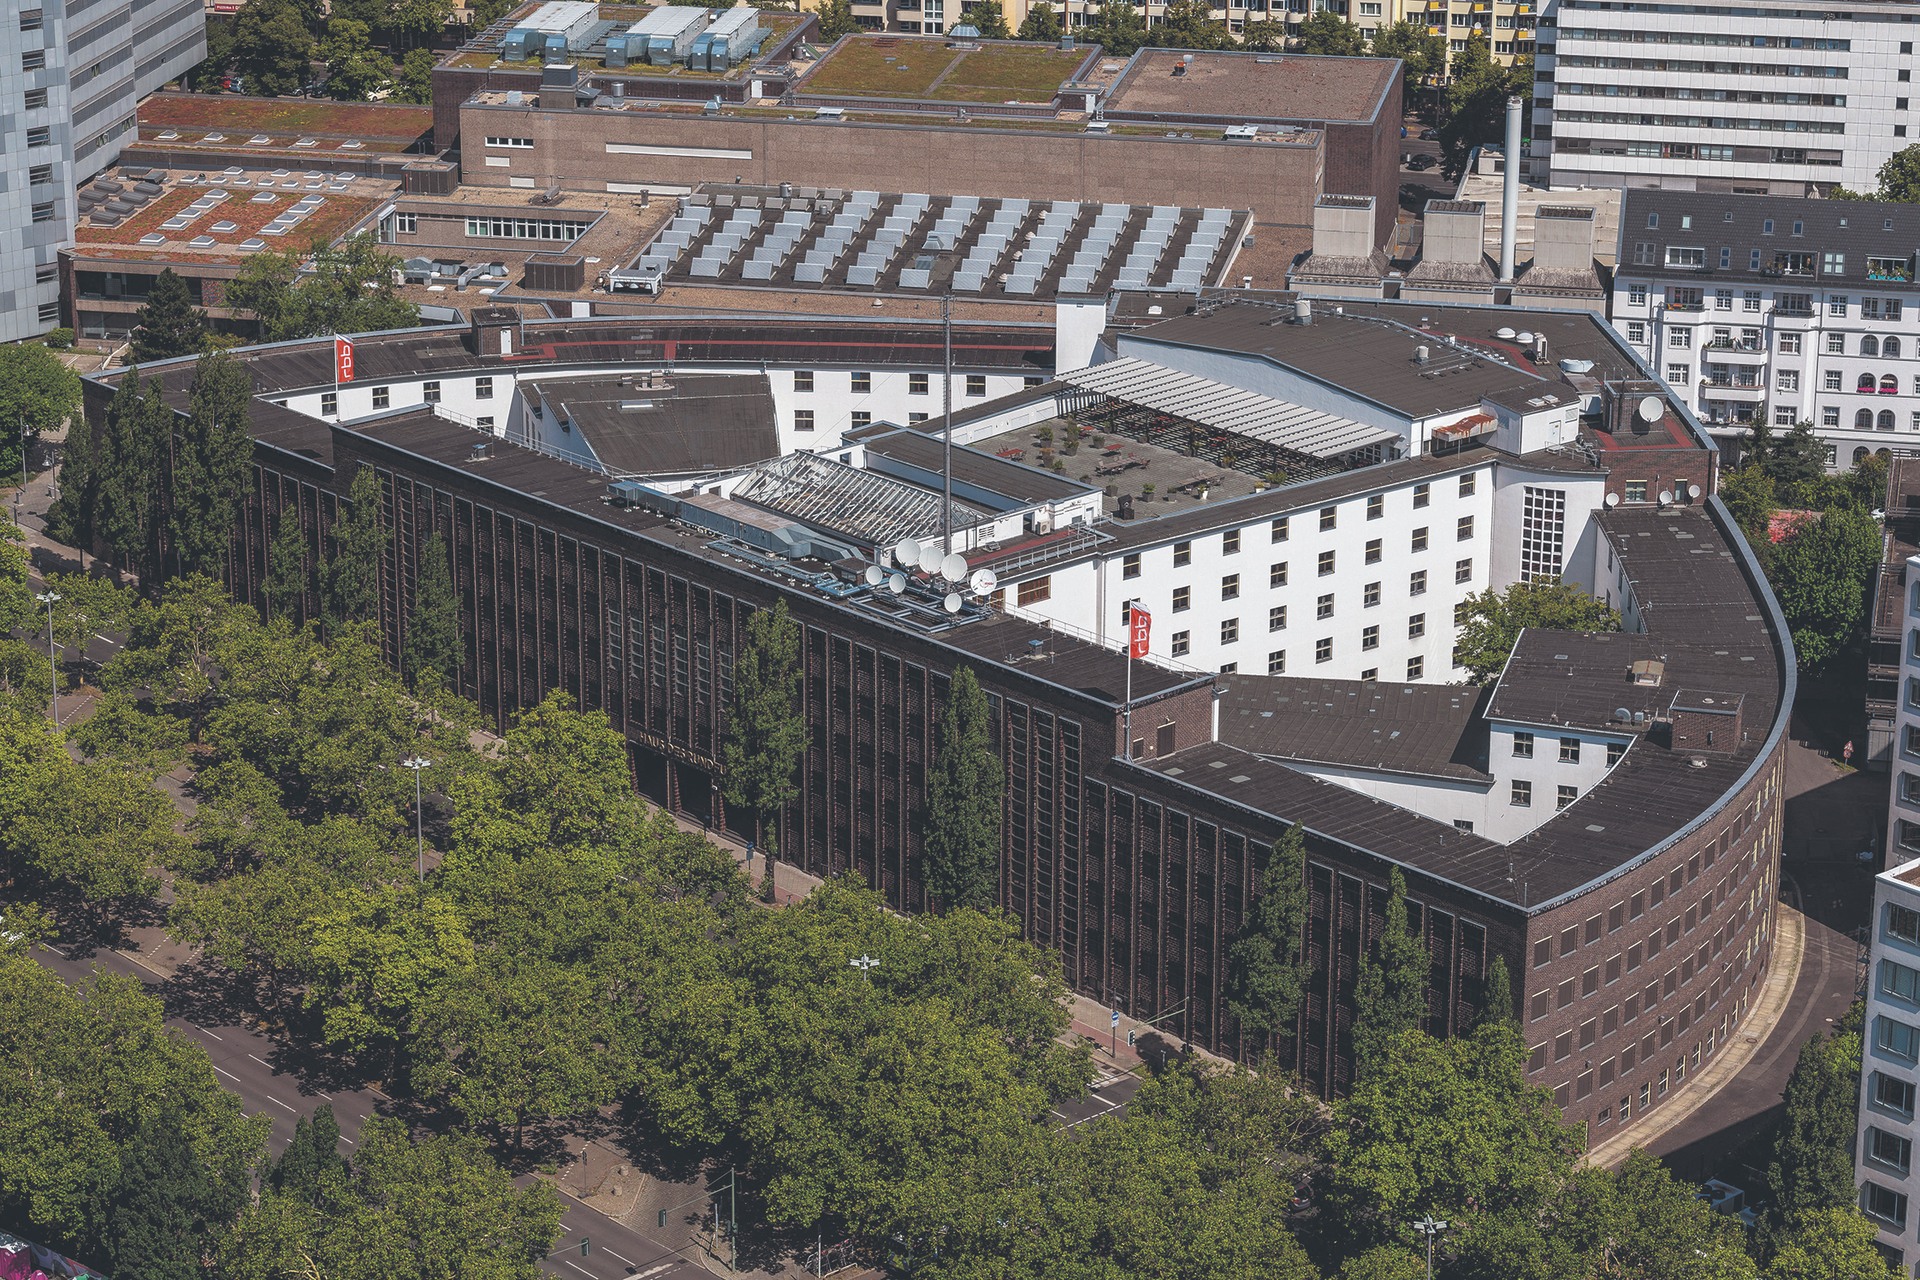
[1558,785,1578,811]
[1025,377,1044,389]
[372,386,390,409]
[422,382,441,404]
[1269,561,1288,588]
[27,164,51,187]
[1779,333,1801,355]
[1459,473,1476,498]
[1223,529,1240,555]
[1875,1072,1917,1117]
[1456,558,1473,584]
[475,376,493,400]
[24,88,46,109]
[1827,333,1846,355]
[1363,625,1379,651]
[1866,1183,1908,1228]
[1318,551,1335,576]
[1272,517,1289,543]
[795,370,814,392]
[966,375,986,397]
[1366,538,1382,564]
[30,202,54,224]
[1221,618,1239,645]
[1269,605,1287,632]
[27,126,50,148]
[464,216,591,240]
[851,372,871,394]
[1123,553,1141,579]
[1367,493,1384,520]
[907,372,928,395]
[1715,287,1733,308]
[851,411,871,429]
[1457,515,1474,541]
[1173,541,1192,567]
[1879,1015,1920,1061]
[1173,586,1191,612]
[1776,370,1799,393]
[1669,328,1693,350]
[1317,593,1335,621]
[1410,569,1427,596]
[1016,577,1052,607]
[20,8,42,29]
[795,410,815,432]
[22,50,45,71]
[1823,253,1846,276]
[1824,370,1843,391]
[1364,582,1381,608]
[1887,960,1920,1004]
[1409,613,1425,639]
[1666,246,1705,269]
[321,392,338,416]
[1629,287,1648,306]
[1412,527,1429,553]
[1407,656,1424,680]
[1608,741,1627,767]
[1268,649,1286,674]
[1870,1127,1914,1175]
[1361,668,1378,683]
[1221,574,1239,601]
[1320,506,1337,531]
[1316,637,1332,663]
[1513,780,1533,807]
[1627,321,1646,344]
[1560,737,1580,764]
[908,413,928,424]
[1831,295,1850,317]
[477,417,494,427]
[1891,903,1920,944]
[483,136,535,148]
[1413,483,1430,508]
[35,262,55,284]
[1172,630,1191,657]
[1745,291,1762,312]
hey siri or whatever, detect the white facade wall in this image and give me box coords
[769,366,1044,454]
[1611,270,1920,470]
[1536,0,1909,194]
[1490,463,1609,592]
[1858,855,1920,1263]
[1891,556,1920,867]
[1482,721,1631,842]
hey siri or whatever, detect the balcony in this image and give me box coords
[1704,341,1766,362]
[1702,381,1765,402]
[1664,302,1705,313]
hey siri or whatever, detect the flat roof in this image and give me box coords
[523,371,778,475]
[795,34,1102,104]
[1217,675,1493,782]
[1104,49,1398,126]
[860,426,1091,504]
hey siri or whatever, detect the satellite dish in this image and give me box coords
[1688,483,1702,499]
[943,592,963,614]
[1495,327,1516,339]
[893,537,922,569]
[1637,396,1663,423]
[970,568,999,596]
[1657,490,1673,506]
[940,552,968,582]
[864,564,884,585]
[1604,491,1620,507]
[918,544,946,574]
[888,573,906,594]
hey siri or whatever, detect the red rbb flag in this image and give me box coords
[1128,604,1151,658]
[335,337,354,383]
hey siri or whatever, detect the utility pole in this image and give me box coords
[35,591,59,724]
[940,292,953,555]
[1411,1214,1448,1280]
[401,755,431,881]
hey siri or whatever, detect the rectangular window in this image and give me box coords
[1460,473,1476,497]
[795,370,814,392]
[1827,333,1846,355]
[1409,614,1425,639]
[1823,253,1846,276]
[1174,541,1191,567]
[1778,333,1801,355]
[851,411,871,429]
[1608,741,1626,766]
[1558,784,1578,810]
[1270,561,1288,588]
[1269,605,1287,631]
[1776,370,1799,393]
[1221,574,1239,600]
[851,372,872,394]
[422,382,441,404]
[321,392,338,416]
[1514,732,1535,758]
[20,9,43,29]
[966,374,986,397]
[1367,494,1384,520]
[24,88,47,109]
[475,376,493,400]
[1366,538,1382,564]
[1830,294,1849,317]
[1320,506,1337,531]
[1362,624,1379,651]
[1669,329,1693,350]
[1016,577,1052,607]
[1823,370,1843,392]
[1317,593,1335,621]
[1561,737,1580,764]
[795,410,815,432]
[1268,649,1286,674]
[1866,1183,1908,1228]
[1223,529,1240,555]
[30,202,54,224]
[1513,780,1533,807]
[1870,1127,1913,1175]
[1172,630,1190,657]
[1123,553,1141,579]
[1407,655,1424,680]
[1316,637,1332,664]
[1221,618,1239,645]
[1413,482,1430,508]
[27,165,51,187]
[1172,586,1191,613]
[1412,527,1429,552]
[23,50,45,71]
[372,386,390,409]
[1272,517,1289,543]
[1885,960,1920,1004]
[1875,1071,1917,1117]
[1879,1015,1920,1061]
[1364,582,1380,608]
[1892,904,1920,944]
[27,126,50,148]
[1410,569,1427,596]
[1456,558,1473,584]
[1318,551,1335,576]
[1627,321,1646,344]
[909,372,928,395]
[1457,515,1474,542]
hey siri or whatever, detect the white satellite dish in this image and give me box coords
[918,543,946,574]
[864,564,884,585]
[939,552,968,582]
[1688,483,1702,499]
[1637,396,1663,423]
[1604,491,1620,508]
[893,537,922,569]
[943,592,963,614]
[970,568,999,596]
[888,573,907,594]
[1657,490,1673,506]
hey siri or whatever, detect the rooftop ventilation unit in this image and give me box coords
[1225,124,1258,140]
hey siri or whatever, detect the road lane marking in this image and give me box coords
[213,1065,243,1082]
[603,1250,635,1266]
[248,1053,273,1068]
[44,945,66,957]
[340,1137,354,1144]
[189,1024,223,1041]
[564,1262,594,1277]
[268,1096,298,1112]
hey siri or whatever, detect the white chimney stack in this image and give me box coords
[1499,95,1522,283]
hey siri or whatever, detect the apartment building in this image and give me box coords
[1534,0,1916,195]
[2,0,203,342]
[1609,189,1920,469]
[1861,835,1920,1264]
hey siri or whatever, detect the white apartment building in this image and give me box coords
[1862,867,1920,1260]
[2,0,203,343]
[1534,0,1916,195]
[1610,189,1920,470]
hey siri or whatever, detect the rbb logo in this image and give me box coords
[1123,602,1151,658]
[335,337,355,383]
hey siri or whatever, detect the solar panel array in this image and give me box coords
[637,190,1247,299]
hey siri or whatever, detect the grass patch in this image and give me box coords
[804,39,958,96]
[935,47,1082,96]
[139,95,433,141]
[80,184,378,247]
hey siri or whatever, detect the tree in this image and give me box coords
[470,0,515,27]
[1437,34,1527,175]
[91,368,171,584]
[1017,0,1062,39]
[1224,825,1310,1050]
[130,270,208,364]
[265,503,310,622]
[1473,955,1516,1031]
[104,1106,235,1280]
[922,666,1003,911]
[1605,1148,1758,1279]
[1453,577,1621,683]
[967,0,1013,38]
[392,46,436,103]
[404,531,462,689]
[322,18,390,100]
[269,1104,347,1203]
[228,0,318,96]
[1351,866,1428,1070]
[1299,9,1367,54]
[0,512,37,637]
[323,464,383,629]
[1878,145,1920,202]
[0,341,82,504]
[226,233,417,343]
[302,884,476,1064]
[1768,1029,1864,1220]
[816,0,859,38]
[169,349,254,582]
[1153,0,1232,47]
[1768,1208,1899,1280]
[1085,0,1145,55]
[1238,17,1288,50]
[1757,420,1833,503]
[13,761,183,907]
[41,572,132,683]
[1721,464,1779,550]
[387,0,454,51]
[106,574,260,742]
[720,599,805,862]
[1370,19,1447,96]
[1769,505,1881,669]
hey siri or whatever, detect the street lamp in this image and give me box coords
[850,954,879,983]
[34,591,59,724]
[1410,1214,1449,1280]
[400,755,431,882]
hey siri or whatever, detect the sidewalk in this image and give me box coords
[1584,903,1808,1170]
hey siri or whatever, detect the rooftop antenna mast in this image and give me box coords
[941,291,954,556]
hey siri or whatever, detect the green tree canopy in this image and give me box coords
[922,666,1003,911]
[1152,0,1232,46]
[0,343,80,506]
[1767,1207,1900,1280]
[324,464,383,629]
[404,530,462,689]
[720,599,805,861]
[1770,504,1881,669]
[228,0,319,95]
[1370,19,1447,93]
[1084,0,1145,54]
[170,349,255,582]
[129,270,209,363]
[393,46,436,102]
[1224,825,1310,1053]
[1352,866,1428,1070]
[1017,0,1062,39]
[1436,34,1528,174]
[1454,577,1622,684]
[1299,9,1367,54]
[322,18,391,100]
[816,0,859,38]
[1877,144,1920,202]
[966,0,1014,37]
[226,233,418,343]
[1768,1021,1864,1221]
[266,502,311,622]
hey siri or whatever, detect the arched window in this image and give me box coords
[1864,335,1882,356]
[1859,408,1876,429]
[1856,446,1872,463]
[1881,410,1898,431]
[1888,337,1904,359]
[1881,448,1895,459]
[1884,374,1901,394]
[1861,373,1879,392]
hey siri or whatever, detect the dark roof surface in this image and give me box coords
[1616,189,1920,288]
[1216,675,1493,781]
[860,426,1089,502]
[527,372,779,475]
[1105,50,1397,126]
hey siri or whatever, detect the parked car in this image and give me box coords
[304,78,329,96]
[1408,154,1437,171]
[1420,127,1440,140]
[221,74,245,93]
